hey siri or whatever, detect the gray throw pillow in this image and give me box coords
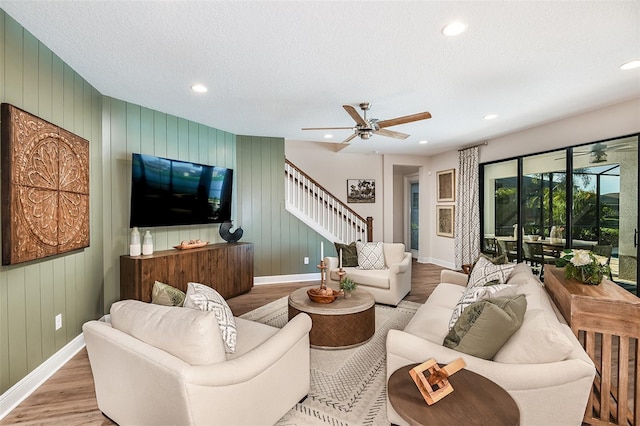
[447,281,517,330]
[443,294,527,360]
[467,256,516,288]
[356,241,386,270]
[184,282,237,353]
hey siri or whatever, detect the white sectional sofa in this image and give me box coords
[324,242,412,306]
[386,263,595,426]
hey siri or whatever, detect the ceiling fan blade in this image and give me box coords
[375,128,410,140]
[377,112,432,128]
[343,105,368,126]
[302,126,354,130]
[342,133,357,144]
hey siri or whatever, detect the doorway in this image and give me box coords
[410,181,419,254]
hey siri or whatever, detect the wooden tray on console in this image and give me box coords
[173,241,209,250]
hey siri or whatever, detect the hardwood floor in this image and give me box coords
[0,260,445,425]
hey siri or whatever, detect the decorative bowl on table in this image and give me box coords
[307,287,340,303]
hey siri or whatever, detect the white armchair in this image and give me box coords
[324,242,412,306]
[83,300,312,426]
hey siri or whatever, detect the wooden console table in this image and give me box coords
[544,266,640,426]
[120,242,253,302]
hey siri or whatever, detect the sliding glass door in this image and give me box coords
[480,134,639,295]
[571,137,638,289]
[482,160,518,261]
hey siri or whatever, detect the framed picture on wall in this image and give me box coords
[347,179,375,203]
[436,205,455,238]
[436,169,455,202]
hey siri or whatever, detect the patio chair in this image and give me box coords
[524,242,556,278]
[592,244,613,280]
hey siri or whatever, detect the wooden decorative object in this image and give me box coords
[409,358,466,405]
[173,239,209,250]
[307,260,340,303]
[1,104,90,265]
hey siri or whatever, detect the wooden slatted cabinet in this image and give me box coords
[544,265,640,426]
[120,242,254,302]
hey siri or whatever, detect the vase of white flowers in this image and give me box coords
[555,249,610,285]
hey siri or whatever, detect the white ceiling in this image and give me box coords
[1,1,639,155]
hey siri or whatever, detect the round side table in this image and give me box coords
[388,363,520,425]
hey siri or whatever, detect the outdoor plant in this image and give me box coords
[555,249,610,285]
[341,277,358,292]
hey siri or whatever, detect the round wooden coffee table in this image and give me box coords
[388,363,520,425]
[288,286,375,349]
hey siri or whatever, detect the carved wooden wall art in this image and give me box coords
[1,104,90,265]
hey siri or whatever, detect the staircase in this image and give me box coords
[285,159,372,244]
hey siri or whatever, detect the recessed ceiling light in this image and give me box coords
[324,134,333,139]
[442,21,467,37]
[620,60,640,70]
[419,140,428,144]
[484,114,498,120]
[191,84,208,93]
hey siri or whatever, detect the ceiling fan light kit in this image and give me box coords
[303,102,432,144]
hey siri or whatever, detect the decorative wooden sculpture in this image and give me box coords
[1,104,90,265]
[409,358,466,405]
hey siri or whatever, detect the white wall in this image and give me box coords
[286,98,639,269]
[425,150,458,268]
[392,169,406,243]
[284,141,384,241]
[481,98,640,163]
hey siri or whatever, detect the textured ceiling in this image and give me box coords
[1,1,639,155]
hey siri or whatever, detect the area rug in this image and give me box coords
[240,296,420,425]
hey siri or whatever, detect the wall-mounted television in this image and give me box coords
[129,153,233,227]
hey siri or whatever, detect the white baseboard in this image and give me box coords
[0,333,86,421]
[254,272,320,285]
[419,257,457,270]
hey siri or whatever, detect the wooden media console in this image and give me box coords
[120,242,254,302]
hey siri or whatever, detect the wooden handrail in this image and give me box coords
[285,159,373,242]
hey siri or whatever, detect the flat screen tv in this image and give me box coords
[129,153,233,227]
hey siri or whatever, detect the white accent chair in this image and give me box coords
[324,242,412,306]
[83,300,312,426]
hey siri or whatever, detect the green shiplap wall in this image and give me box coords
[0,11,104,394]
[101,97,236,310]
[0,8,327,397]
[237,135,330,276]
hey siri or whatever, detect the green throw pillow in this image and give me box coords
[443,294,527,360]
[151,281,186,307]
[334,242,358,267]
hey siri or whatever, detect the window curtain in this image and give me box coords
[455,146,480,270]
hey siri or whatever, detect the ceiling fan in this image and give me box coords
[575,141,636,164]
[555,140,637,163]
[302,102,432,144]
